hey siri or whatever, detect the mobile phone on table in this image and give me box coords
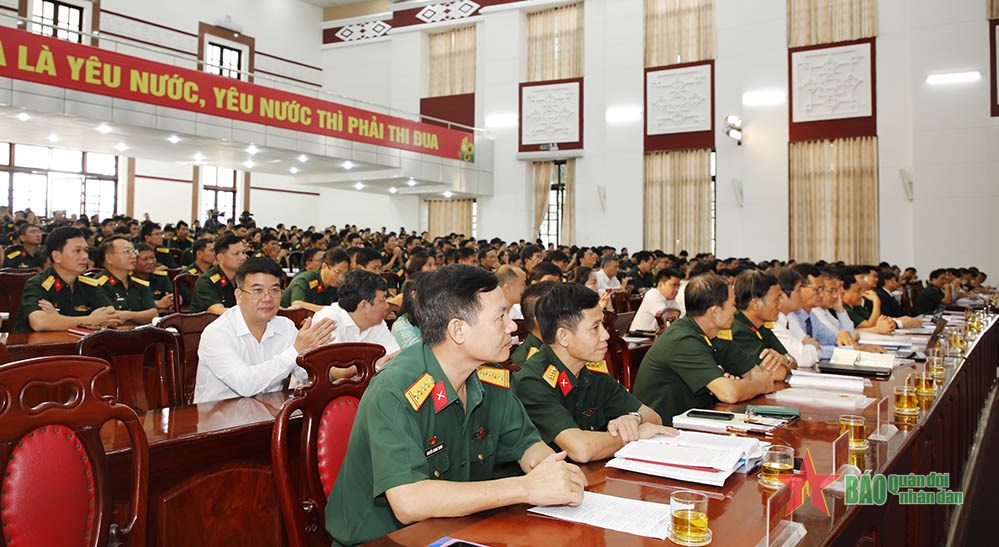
[687,409,735,421]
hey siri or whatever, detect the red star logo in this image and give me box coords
[776,448,839,517]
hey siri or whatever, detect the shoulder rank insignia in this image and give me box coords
[153,270,168,276]
[476,366,510,389]
[308,279,319,289]
[156,247,170,253]
[716,329,733,341]
[404,373,436,412]
[187,267,199,275]
[763,321,775,329]
[209,273,221,283]
[585,360,609,375]
[542,364,559,388]
[131,276,149,287]
[78,276,99,287]
[527,346,540,359]
[6,250,20,259]
[41,275,55,291]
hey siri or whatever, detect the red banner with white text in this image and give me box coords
[0,26,475,161]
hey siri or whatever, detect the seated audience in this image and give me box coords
[510,281,557,366]
[514,284,674,463]
[194,258,336,403]
[530,261,563,283]
[281,249,349,311]
[391,272,426,351]
[325,265,585,545]
[594,254,627,292]
[190,234,246,314]
[914,269,955,315]
[313,269,401,367]
[4,223,42,268]
[630,268,681,332]
[89,236,157,325]
[133,243,175,312]
[496,264,527,320]
[769,267,820,368]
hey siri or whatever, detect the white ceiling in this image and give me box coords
[301,0,377,8]
[0,106,470,198]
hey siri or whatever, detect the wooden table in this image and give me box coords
[369,317,999,547]
[103,391,301,547]
[0,330,80,361]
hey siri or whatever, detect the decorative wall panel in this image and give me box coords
[646,64,711,135]
[519,79,583,151]
[791,42,872,123]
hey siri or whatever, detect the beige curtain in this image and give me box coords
[788,137,879,263]
[787,0,878,48]
[645,0,715,67]
[428,26,477,97]
[644,149,713,254]
[531,161,553,238]
[560,160,576,246]
[991,0,999,19]
[427,199,474,238]
[527,3,584,81]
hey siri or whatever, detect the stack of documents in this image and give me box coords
[858,332,913,350]
[607,431,766,486]
[830,347,896,370]
[788,369,869,392]
[528,491,671,540]
[771,387,875,410]
[672,409,785,435]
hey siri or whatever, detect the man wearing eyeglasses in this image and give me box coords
[86,236,157,325]
[194,257,337,403]
[281,249,349,312]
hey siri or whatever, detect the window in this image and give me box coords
[205,42,243,80]
[31,0,84,43]
[471,199,478,239]
[201,167,237,223]
[0,144,118,217]
[538,160,566,248]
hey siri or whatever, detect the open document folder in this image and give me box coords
[606,431,767,487]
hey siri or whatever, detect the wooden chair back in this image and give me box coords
[277,307,315,328]
[271,343,384,547]
[77,327,182,412]
[0,270,37,332]
[0,356,148,547]
[602,310,635,390]
[172,273,199,313]
[158,312,219,405]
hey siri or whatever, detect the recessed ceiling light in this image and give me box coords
[342,161,354,170]
[193,152,205,162]
[46,133,59,143]
[389,187,398,194]
[246,144,258,155]
[407,178,417,187]
[243,160,255,169]
[114,142,128,152]
[297,154,308,163]
[354,182,364,190]
[16,112,31,122]
[167,135,181,144]
[95,123,112,134]
[289,167,299,174]
[443,191,453,198]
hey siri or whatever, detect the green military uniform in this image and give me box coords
[87,269,155,312]
[3,247,36,269]
[189,265,235,313]
[134,270,174,305]
[154,246,177,268]
[280,268,335,308]
[178,263,205,305]
[711,310,789,374]
[632,315,734,426]
[169,235,194,250]
[11,267,113,332]
[513,343,642,446]
[325,343,541,546]
[914,285,944,316]
[628,268,656,291]
[510,332,544,366]
[844,303,872,327]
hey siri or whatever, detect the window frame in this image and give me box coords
[0,143,118,218]
[200,167,238,223]
[23,0,97,46]
[538,160,567,248]
[198,22,255,83]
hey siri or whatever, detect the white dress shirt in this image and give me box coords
[313,303,401,355]
[630,288,679,332]
[194,307,305,404]
[674,280,688,317]
[595,269,622,292]
[509,303,524,320]
[773,311,819,368]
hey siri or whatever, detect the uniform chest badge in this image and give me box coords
[472,426,487,440]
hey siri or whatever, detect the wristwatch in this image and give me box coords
[628,411,644,424]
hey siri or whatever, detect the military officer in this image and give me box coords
[190,234,246,314]
[509,281,556,366]
[170,220,194,250]
[141,222,177,268]
[3,224,42,269]
[280,249,348,311]
[88,236,157,324]
[133,244,176,313]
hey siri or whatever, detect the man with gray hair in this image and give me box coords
[496,264,527,320]
[595,254,628,293]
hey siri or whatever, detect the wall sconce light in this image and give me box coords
[725,115,742,145]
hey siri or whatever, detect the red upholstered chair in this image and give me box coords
[77,327,182,412]
[610,291,629,314]
[0,269,37,333]
[602,310,634,390]
[277,307,315,328]
[271,343,385,547]
[171,273,199,313]
[158,312,219,405]
[0,356,148,547]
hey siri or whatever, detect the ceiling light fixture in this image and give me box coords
[193,152,205,162]
[342,161,354,170]
[443,191,453,198]
[297,154,308,163]
[246,144,258,155]
[95,123,112,134]
[389,187,398,194]
[407,178,417,187]
[354,182,364,190]
[46,133,59,143]
[167,135,181,144]
[16,112,31,122]
[114,142,129,152]
[243,160,255,169]
[289,167,299,174]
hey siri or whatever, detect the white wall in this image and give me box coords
[316,189,420,231]
[321,41,394,107]
[132,158,194,224]
[248,172,321,228]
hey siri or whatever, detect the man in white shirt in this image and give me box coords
[195,257,337,403]
[313,269,401,367]
[769,267,820,368]
[497,264,527,320]
[594,255,627,293]
[630,268,681,332]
